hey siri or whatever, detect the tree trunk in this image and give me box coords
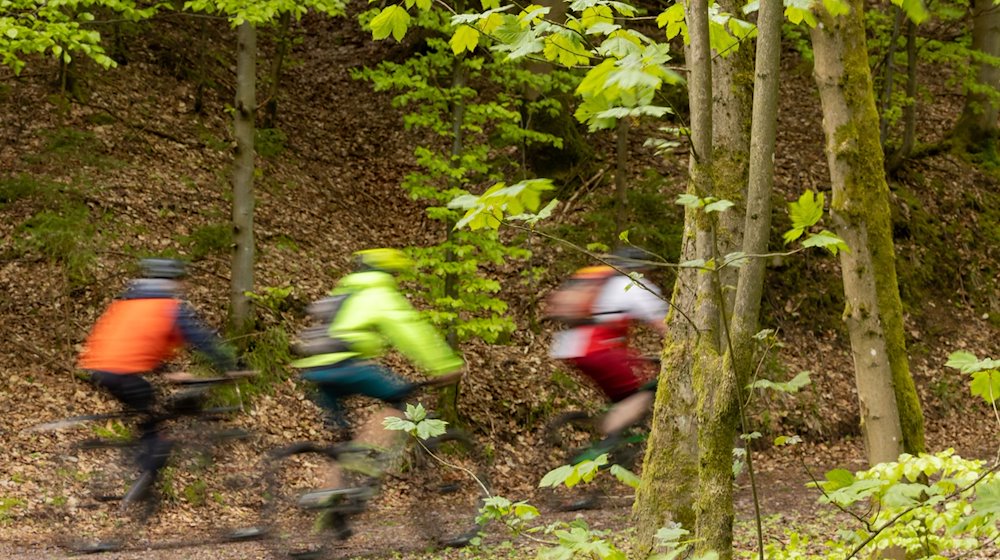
[878,8,904,147]
[711,0,753,321]
[953,0,1000,149]
[263,11,292,130]
[438,57,467,425]
[810,0,925,463]
[887,21,917,174]
[230,21,257,334]
[614,118,628,234]
[634,0,714,550]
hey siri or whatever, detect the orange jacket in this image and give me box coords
[78,298,185,374]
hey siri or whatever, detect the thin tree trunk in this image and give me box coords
[438,57,467,424]
[810,0,924,463]
[887,21,917,173]
[953,0,1000,148]
[633,0,714,550]
[263,11,292,130]
[879,8,904,147]
[614,118,628,234]
[230,21,256,333]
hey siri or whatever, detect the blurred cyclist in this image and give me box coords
[291,248,463,477]
[547,246,667,442]
[78,258,235,498]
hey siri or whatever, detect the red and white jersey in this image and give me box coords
[549,274,667,359]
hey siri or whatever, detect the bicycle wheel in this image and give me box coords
[261,442,372,559]
[540,411,604,511]
[406,429,491,548]
[54,437,156,552]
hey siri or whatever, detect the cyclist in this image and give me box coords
[291,248,463,479]
[548,246,667,451]
[77,258,236,499]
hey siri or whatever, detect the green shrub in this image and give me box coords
[16,201,101,285]
[255,128,287,158]
[181,223,231,259]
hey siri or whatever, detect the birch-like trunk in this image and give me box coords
[230,21,256,333]
[633,0,714,549]
[810,0,924,463]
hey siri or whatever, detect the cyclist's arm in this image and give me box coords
[369,287,463,375]
[174,302,236,372]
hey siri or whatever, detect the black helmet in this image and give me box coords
[140,258,187,279]
[608,246,651,270]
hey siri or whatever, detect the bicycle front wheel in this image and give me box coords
[261,442,370,559]
[54,437,156,553]
[406,429,491,548]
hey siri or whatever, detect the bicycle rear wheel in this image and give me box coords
[540,411,604,511]
[262,443,372,559]
[406,429,491,548]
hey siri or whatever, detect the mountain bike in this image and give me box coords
[29,370,262,553]
[541,358,659,511]
[260,373,491,559]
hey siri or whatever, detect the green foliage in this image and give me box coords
[183,479,207,506]
[0,0,153,74]
[0,174,52,205]
[358,8,568,345]
[383,403,448,440]
[181,223,231,259]
[91,419,132,441]
[945,351,1000,405]
[0,497,25,523]
[747,371,812,394]
[255,127,287,158]
[182,0,345,26]
[16,200,101,286]
[781,190,848,255]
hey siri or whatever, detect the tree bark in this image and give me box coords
[810,0,925,463]
[711,0,753,322]
[614,118,628,234]
[633,0,714,550]
[230,21,257,333]
[953,0,1000,149]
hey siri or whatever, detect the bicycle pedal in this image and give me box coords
[227,526,266,541]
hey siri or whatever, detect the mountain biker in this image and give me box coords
[77,258,236,497]
[548,246,667,445]
[291,248,464,464]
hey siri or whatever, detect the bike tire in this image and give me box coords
[540,411,604,511]
[261,442,372,559]
[407,429,491,548]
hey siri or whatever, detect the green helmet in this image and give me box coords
[353,248,413,274]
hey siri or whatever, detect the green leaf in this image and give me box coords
[370,5,411,41]
[890,0,929,24]
[801,230,849,255]
[405,402,427,422]
[972,480,1000,515]
[609,464,640,489]
[788,190,824,230]
[748,371,812,393]
[821,0,851,17]
[704,199,734,213]
[539,464,574,488]
[969,370,1000,404]
[450,25,480,54]
[774,434,803,446]
[675,193,703,208]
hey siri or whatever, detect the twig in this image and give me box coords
[11,335,75,374]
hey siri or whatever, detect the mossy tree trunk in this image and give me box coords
[711,0,753,322]
[952,0,1000,150]
[634,0,715,551]
[230,21,257,334]
[810,0,925,463]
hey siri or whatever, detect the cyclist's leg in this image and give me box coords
[569,347,643,404]
[89,371,166,471]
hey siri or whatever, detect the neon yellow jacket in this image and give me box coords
[292,271,463,375]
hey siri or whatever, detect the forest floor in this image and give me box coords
[1,0,999,558]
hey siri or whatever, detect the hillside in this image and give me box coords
[1,2,999,557]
